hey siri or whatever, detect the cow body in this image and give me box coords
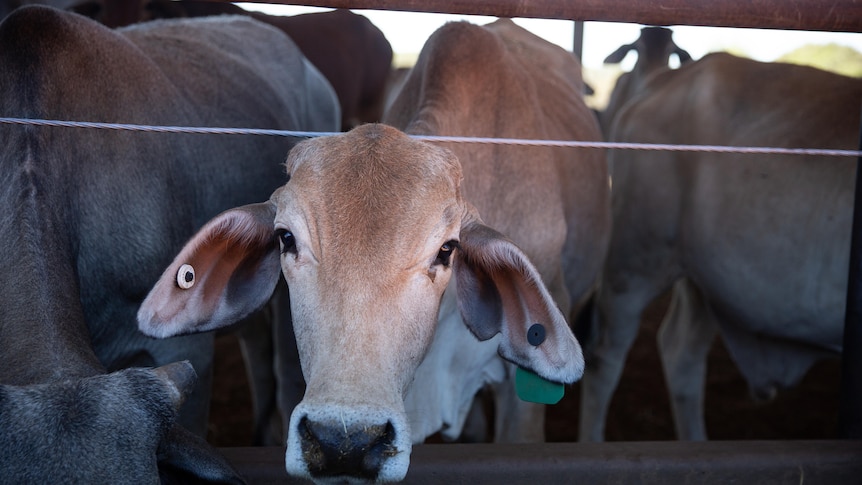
[1,2,392,131]
[384,19,610,443]
[0,5,337,480]
[141,1,393,131]
[139,19,607,482]
[579,52,862,441]
[249,8,393,131]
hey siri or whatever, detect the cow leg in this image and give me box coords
[236,305,282,446]
[457,389,492,442]
[579,272,671,441]
[492,363,546,442]
[657,279,717,440]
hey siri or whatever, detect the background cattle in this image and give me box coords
[0,1,394,132]
[260,7,391,131]
[579,51,862,441]
[142,2,393,132]
[0,4,338,480]
[138,18,608,482]
[598,25,692,134]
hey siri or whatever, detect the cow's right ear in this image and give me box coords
[603,42,634,64]
[138,201,281,339]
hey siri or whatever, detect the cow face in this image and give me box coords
[138,124,583,482]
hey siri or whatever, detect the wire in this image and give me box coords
[2,116,860,158]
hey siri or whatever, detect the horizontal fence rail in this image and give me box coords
[2,117,860,157]
[235,0,862,32]
[222,441,862,484]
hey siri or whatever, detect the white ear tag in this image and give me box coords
[176,264,195,289]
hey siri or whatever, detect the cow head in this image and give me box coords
[138,124,583,482]
[0,361,239,482]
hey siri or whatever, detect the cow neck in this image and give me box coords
[0,129,104,385]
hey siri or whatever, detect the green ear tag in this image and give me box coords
[515,367,565,404]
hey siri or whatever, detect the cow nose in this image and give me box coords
[298,416,397,480]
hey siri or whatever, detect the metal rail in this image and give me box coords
[221,441,862,484]
[233,0,862,32]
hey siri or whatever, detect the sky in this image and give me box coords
[237,3,862,70]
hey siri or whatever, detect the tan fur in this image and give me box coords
[386,19,610,442]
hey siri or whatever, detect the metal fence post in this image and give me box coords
[840,105,862,439]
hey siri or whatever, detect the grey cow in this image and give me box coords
[580,53,862,441]
[0,5,338,481]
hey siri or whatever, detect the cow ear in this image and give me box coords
[138,201,281,339]
[675,46,693,64]
[453,217,584,384]
[157,425,245,484]
[603,42,634,64]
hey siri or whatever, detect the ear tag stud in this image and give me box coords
[176,264,195,290]
[527,323,546,346]
[516,367,564,404]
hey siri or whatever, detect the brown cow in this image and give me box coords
[139,19,609,482]
[579,52,862,441]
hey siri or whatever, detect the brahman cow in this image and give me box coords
[0,1,393,131]
[119,0,392,131]
[143,1,394,131]
[0,0,141,26]
[579,52,862,441]
[0,5,337,480]
[139,18,609,482]
[384,19,610,444]
[244,7,393,132]
[599,26,691,133]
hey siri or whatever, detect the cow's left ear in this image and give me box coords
[138,201,281,339]
[454,216,584,385]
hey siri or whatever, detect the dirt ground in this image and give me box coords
[206,294,842,447]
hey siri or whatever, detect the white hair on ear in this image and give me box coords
[200,210,274,251]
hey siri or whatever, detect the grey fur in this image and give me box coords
[0,5,338,482]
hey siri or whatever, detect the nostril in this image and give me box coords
[362,422,397,475]
[299,417,397,480]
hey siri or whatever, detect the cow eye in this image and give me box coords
[435,240,459,267]
[276,229,297,255]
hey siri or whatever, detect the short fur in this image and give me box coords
[386,19,610,443]
[139,18,609,483]
[0,5,337,481]
[580,53,862,441]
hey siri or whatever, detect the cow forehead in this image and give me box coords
[277,124,464,258]
[286,124,461,188]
